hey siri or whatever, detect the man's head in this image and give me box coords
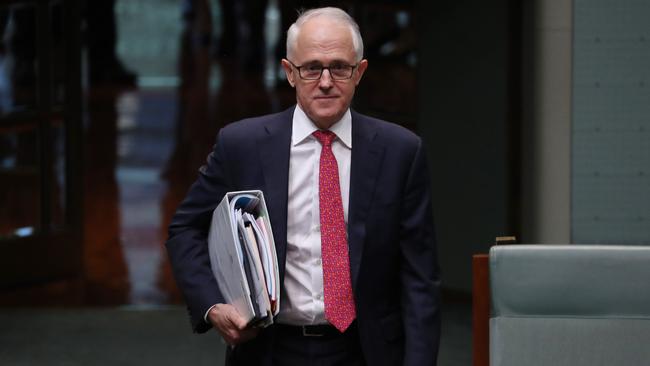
[282,7,368,129]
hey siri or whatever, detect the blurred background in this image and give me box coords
[0,0,648,365]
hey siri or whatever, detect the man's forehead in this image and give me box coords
[300,58,351,64]
[294,48,356,64]
[294,18,355,61]
[298,17,353,45]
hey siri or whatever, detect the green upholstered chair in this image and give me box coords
[489,245,650,366]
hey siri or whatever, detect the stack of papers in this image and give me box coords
[208,191,280,327]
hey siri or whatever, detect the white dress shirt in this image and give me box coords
[276,105,352,325]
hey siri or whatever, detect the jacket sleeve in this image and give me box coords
[165,129,232,333]
[399,137,442,365]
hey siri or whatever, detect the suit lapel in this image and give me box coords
[348,111,385,290]
[258,107,293,280]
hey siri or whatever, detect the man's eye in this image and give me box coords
[330,64,346,71]
[306,64,323,72]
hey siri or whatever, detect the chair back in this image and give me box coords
[490,245,650,366]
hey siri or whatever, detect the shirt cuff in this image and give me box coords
[204,304,218,323]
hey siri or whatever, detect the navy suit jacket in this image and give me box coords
[166,106,441,366]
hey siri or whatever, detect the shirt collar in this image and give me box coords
[292,105,352,149]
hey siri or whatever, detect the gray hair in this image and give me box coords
[286,7,364,62]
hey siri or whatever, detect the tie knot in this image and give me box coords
[313,130,337,147]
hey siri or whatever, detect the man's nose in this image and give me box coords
[319,69,333,88]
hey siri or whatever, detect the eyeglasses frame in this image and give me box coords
[287,60,359,80]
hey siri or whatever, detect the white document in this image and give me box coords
[246,213,278,311]
[207,190,280,327]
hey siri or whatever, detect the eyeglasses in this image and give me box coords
[287,60,358,80]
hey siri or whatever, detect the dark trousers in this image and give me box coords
[272,322,365,366]
[226,322,366,366]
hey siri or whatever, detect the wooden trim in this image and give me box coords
[472,254,490,366]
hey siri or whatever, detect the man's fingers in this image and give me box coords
[223,329,242,345]
[227,311,249,330]
[208,303,259,345]
[221,326,258,345]
[218,304,247,330]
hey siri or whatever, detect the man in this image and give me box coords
[166,7,440,366]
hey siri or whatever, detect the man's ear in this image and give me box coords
[281,59,296,87]
[354,59,368,86]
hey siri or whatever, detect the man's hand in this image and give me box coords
[207,304,260,345]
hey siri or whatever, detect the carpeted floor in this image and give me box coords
[0,307,225,366]
[0,301,471,366]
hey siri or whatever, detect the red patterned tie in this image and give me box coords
[312,130,356,332]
